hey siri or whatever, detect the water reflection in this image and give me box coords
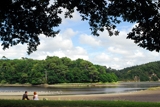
[0,82,160,95]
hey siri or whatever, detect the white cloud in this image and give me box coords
[0,44,27,59]
[61,28,78,39]
[79,23,160,69]
[79,34,102,47]
[108,47,129,55]
[67,47,89,60]
[26,29,88,60]
[38,28,76,52]
[93,53,111,63]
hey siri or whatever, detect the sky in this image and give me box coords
[0,7,160,70]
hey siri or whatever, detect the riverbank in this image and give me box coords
[0,87,160,102]
[0,82,119,87]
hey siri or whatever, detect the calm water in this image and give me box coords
[0,82,160,95]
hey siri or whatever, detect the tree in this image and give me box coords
[88,66,99,82]
[30,63,45,84]
[0,0,159,54]
[0,0,61,54]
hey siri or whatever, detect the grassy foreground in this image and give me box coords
[0,100,160,107]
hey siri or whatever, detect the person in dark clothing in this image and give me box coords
[22,91,30,100]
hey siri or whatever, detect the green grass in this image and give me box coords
[0,100,160,107]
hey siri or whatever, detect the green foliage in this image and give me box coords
[114,61,160,81]
[151,76,159,81]
[0,100,160,107]
[0,56,117,84]
[0,0,160,54]
[0,0,61,54]
[99,73,118,83]
[0,80,7,84]
[2,56,160,83]
[99,74,108,83]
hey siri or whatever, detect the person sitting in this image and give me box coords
[33,91,39,100]
[22,91,30,100]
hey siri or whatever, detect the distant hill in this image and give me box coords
[113,61,160,81]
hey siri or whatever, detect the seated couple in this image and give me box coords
[22,91,39,100]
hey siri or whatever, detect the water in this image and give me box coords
[0,82,160,95]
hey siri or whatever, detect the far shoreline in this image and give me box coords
[1,81,160,87]
[0,82,120,87]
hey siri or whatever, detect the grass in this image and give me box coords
[0,100,160,107]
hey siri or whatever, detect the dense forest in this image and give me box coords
[0,56,117,85]
[114,61,160,82]
[1,55,160,85]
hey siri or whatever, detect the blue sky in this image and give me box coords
[0,7,160,70]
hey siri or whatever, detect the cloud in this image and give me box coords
[79,34,102,47]
[78,23,160,69]
[25,28,88,60]
[37,35,72,52]
[108,47,129,55]
[0,44,27,59]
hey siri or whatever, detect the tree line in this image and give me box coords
[114,61,160,82]
[0,56,117,85]
[1,55,160,84]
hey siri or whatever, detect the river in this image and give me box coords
[0,82,160,95]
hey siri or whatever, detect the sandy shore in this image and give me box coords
[0,89,160,102]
